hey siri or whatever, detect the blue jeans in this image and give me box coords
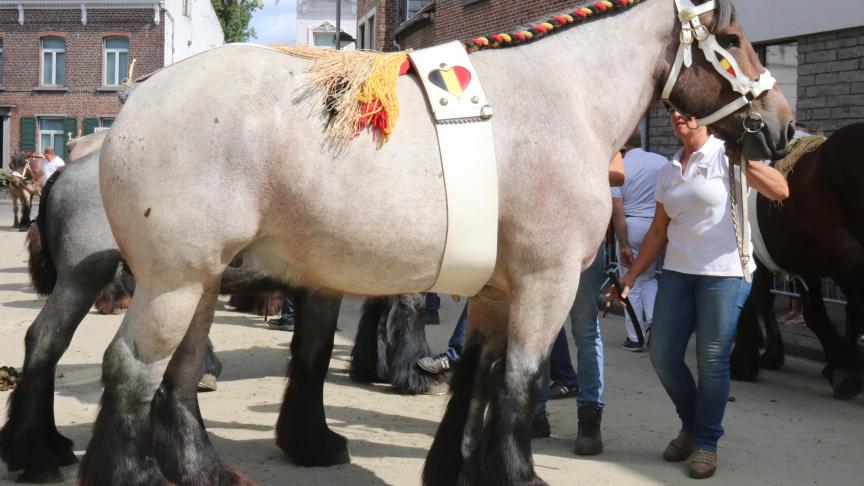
[444,303,468,362]
[549,327,579,387]
[425,292,441,312]
[650,270,751,451]
[538,245,606,412]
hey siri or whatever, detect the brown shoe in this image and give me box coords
[662,431,693,462]
[689,449,718,479]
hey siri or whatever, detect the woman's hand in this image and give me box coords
[605,272,635,309]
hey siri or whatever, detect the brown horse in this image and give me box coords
[732,122,864,399]
[8,153,43,230]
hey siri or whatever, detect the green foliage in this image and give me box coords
[211,0,263,43]
[0,169,11,190]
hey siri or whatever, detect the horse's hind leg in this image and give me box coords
[387,293,438,395]
[349,296,391,384]
[79,281,212,485]
[12,195,20,228]
[831,271,864,399]
[275,289,347,466]
[0,262,118,483]
[149,288,252,485]
[800,277,861,399]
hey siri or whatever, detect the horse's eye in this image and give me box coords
[718,35,740,49]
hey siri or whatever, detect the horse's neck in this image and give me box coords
[474,0,675,158]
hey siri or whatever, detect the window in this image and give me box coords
[313,32,334,48]
[98,117,114,131]
[760,43,798,115]
[104,37,129,86]
[403,0,432,22]
[39,118,65,155]
[41,38,65,86]
[359,9,376,50]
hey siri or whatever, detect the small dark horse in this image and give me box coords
[732,123,864,399]
[7,153,42,230]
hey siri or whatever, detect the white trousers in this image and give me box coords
[617,216,659,342]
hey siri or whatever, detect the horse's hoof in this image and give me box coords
[832,369,864,400]
[759,351,785,370]
[214,462,255,486]
[15,465,64,484]
[281,428,350,467]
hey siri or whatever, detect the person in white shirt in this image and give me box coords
[611,132,667,351]
[612,108,788,479]
[39,147,66,186]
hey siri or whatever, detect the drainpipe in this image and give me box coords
[394,0,401,50]
[163,8,176,64]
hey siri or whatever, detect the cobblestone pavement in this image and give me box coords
[0,199,862,485]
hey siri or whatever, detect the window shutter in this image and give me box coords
[63,117,77,159]
[20,117,36,152]
[83,117,99,136]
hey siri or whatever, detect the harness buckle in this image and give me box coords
[694,24,710,42]
[680,27,694,44]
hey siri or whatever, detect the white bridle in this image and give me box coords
[661,0,777,127]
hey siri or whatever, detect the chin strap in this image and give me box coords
[661,0,776,127]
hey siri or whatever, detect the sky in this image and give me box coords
[249,0,298,45]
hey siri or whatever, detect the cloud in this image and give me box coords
[249,0,298,45]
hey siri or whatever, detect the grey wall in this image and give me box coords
[731,0,864,43]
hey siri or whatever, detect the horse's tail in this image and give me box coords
[27,169,63,295]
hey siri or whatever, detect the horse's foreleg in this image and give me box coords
[387,293,439,395]
[12,195,20,228]
[20,191,33,229]
[801,277,861,399]
[149,288,252,485]
[275,289,347,466]
[349,296,391,384]
[730,292,761,382]
[830,272,864,399]
[753,266,784,370]
[0,271,112,484]
[79,282,209,486]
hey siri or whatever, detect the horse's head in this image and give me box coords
[661,0,795,160]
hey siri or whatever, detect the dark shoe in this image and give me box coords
[689,449,718,479]
[416,353,453,374]
[622,338,644,352]
[548,383,579,400]
[419,309,441,325]
[663,430,693,462]
[267,316,295,331]
[573,406,603,455]
[197,373,218,393]
[531,411,551,439]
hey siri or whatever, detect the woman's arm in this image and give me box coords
[746,161,789,201]
[610,203,670,305]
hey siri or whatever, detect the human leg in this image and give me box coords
[417,302,467,374]
[649,271,698,435]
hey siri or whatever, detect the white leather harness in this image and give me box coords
[408,42,499,296]
[660,0,779,283]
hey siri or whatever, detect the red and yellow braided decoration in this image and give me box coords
[466,0,642,52]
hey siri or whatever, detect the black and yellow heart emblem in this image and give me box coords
[428,66,472,99]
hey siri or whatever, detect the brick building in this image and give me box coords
[0,0,223,166]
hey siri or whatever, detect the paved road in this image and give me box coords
[0,198,862,485]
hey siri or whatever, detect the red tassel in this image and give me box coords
[595,2,607,11]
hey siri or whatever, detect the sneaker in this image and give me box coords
[416,353,453,374]
[267,316,295,332]
[548,383,579,400]
[689,448,718,479]
[531,411,551,439]
[622,338,644,352]
[663,431,693,462]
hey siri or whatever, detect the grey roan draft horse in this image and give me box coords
[80,1,794,484]
[0,133,436,484]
